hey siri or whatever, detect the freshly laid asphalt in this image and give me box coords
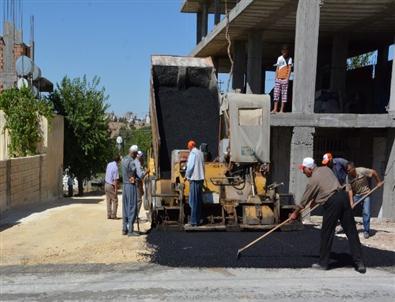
[146,225,395,270]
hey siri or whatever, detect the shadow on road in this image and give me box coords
[0,192,105,232]
[146,225,395,270]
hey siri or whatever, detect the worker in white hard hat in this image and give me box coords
[290,157,366,273]
[121,145,143,236]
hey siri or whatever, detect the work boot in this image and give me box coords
[122,229,128,235]
[311,263,328,270]
[363,232,370,239]
[355,262,367,274]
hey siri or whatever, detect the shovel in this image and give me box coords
[351,181,384,209]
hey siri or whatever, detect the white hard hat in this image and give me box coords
[129,145,138,152]
[137,150,144,157]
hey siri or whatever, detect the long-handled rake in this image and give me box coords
[236,203,320,259]
[351,182,384,209]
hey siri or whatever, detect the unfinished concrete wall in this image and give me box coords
[0,114,64,213]
[371,137,386,217]
[289,126,315,202]
[246,31,263,94]
[382,130,395,221]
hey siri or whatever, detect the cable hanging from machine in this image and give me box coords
[225,0,234,93]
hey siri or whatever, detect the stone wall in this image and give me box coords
[0,114,64,213]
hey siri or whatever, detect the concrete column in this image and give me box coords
[289,127,315,203]
[214,0,221,25]
[212,57,219,77]
[232,40,246,91]
[246,31,263,94]
[382,130,395,221]
[201,1,209,39]
[371,137,386,217]
[330,34,348,110]
[389,36,395,115]
[270,127,292,194]
[375,45,389,113]
[0,22,17,89]
[196,12,203,44]
[292,0,320,113]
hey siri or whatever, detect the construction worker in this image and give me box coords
[346,162,383,239]
[185,140,205,227]
[322,153,349,185]
[121,145,144,236]
[290,157,366,273]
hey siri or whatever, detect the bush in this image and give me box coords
[0,88,53,157]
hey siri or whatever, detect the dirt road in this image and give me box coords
[1,193,152,266]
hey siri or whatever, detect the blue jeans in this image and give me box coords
[122,183,138,233]
[189,180,203,225]
[354,194,370,233]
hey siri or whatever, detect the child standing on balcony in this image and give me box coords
[272,45,292,113]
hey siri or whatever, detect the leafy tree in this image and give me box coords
[0,87,53,157]
[347,52,374,70]
[116,126,152,159]
[48,76,112,195]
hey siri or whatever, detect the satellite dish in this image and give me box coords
[16,55,34,76]
[17,78,29,89]
[32,64,41,81]
[116,136,123,144]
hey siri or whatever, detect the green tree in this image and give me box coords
[48,76,112,195]
[116,126,152,159]
[0,87,53,157]
[347,52,373,70]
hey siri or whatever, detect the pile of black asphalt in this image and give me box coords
[153,66,219,179]
[146,225,395,270]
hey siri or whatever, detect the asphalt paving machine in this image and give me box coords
[144,55,297,230]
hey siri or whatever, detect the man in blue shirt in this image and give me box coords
[185,140,205,227]
[121,145,144,236]
[322,153,349,185]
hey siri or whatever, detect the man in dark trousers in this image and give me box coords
[290,157,366,273]
[121,145,143,236]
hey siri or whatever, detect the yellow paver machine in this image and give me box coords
[144,55,298,230]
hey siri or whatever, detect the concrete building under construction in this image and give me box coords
[0,20,52,94]
[180,0,395,220]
